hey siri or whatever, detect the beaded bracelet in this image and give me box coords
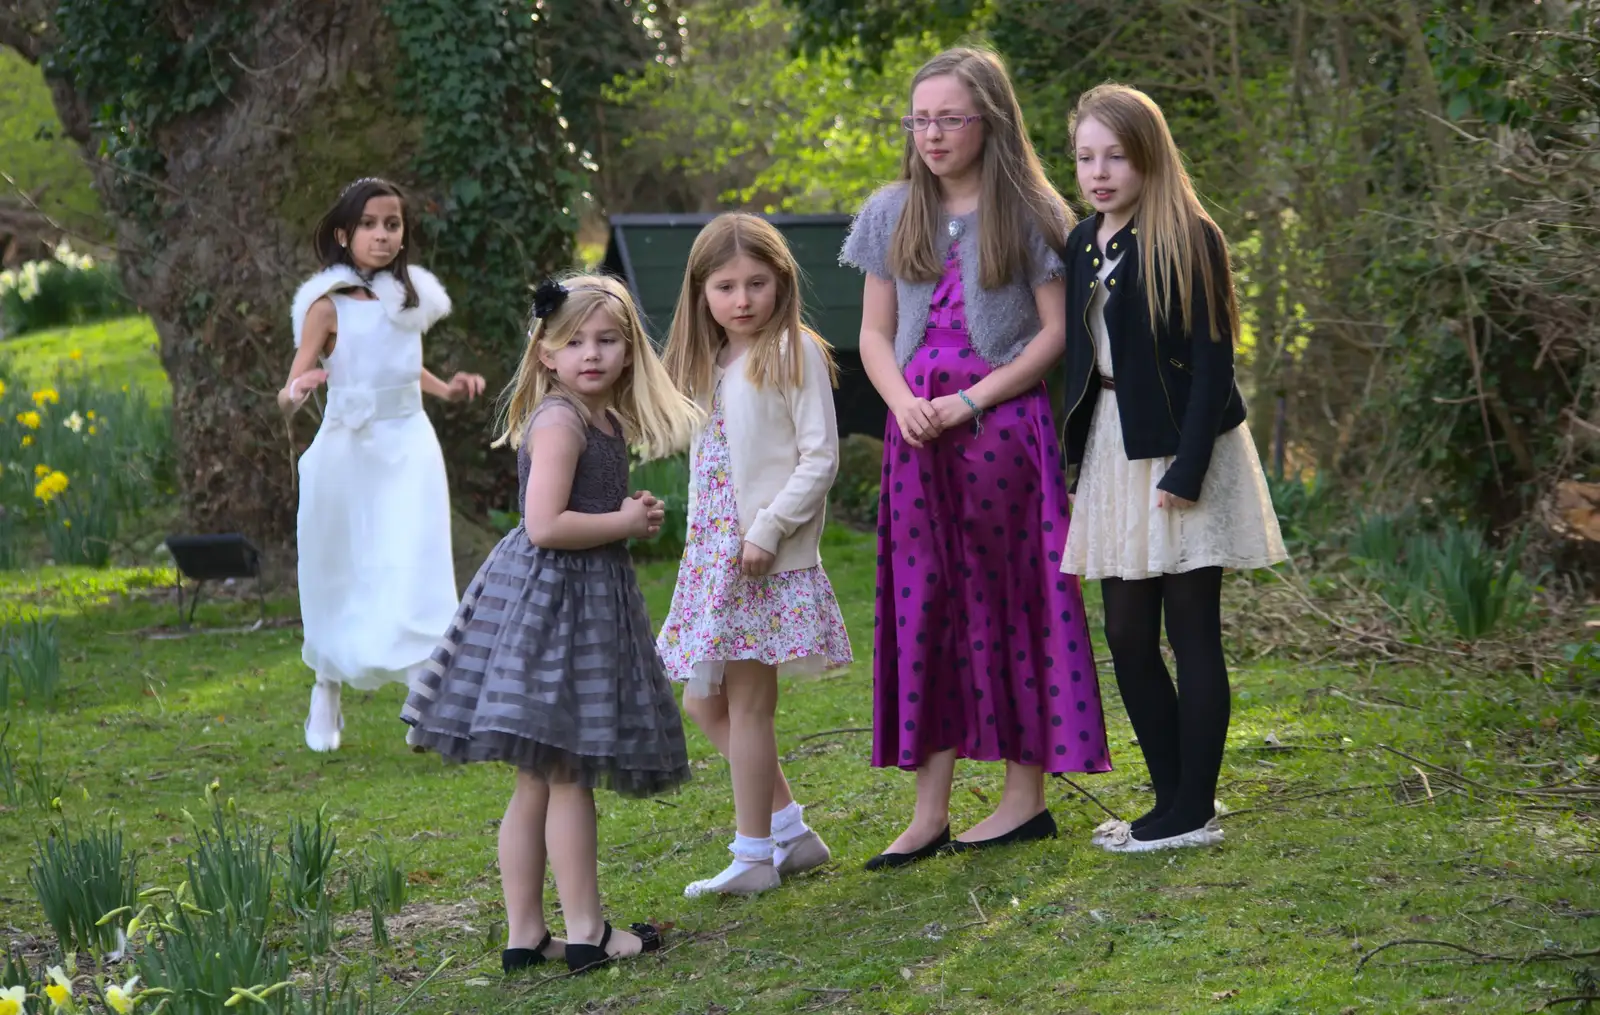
[957,389,983,432]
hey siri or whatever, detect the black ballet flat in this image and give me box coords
[864,825,952,871]
[502,930,556,973]
[564,921,662,975]
[943,809,1058,855]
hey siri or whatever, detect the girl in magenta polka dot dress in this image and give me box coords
[658,214,853,898]
[840,48,1111,871]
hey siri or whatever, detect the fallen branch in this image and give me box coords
[1378,744,1600,800]
[1053,775,1124,821]
[1218,782,1394,820]
[1532,995,1600,1012]
[796,727,872,743]
[1357,936,1600,972]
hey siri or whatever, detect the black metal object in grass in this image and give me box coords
[162,533,265,629]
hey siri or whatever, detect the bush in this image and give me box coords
[830,433,883,528]
[0,244,131,338]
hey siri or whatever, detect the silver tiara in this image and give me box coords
[341,176,389,197]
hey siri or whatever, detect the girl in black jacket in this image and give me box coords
[1059,84,1286,853]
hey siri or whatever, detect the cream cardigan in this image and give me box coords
[687,334,839,574]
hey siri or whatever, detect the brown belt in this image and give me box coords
[1099,376,1115,390]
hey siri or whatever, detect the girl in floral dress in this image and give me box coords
[657,213,853,898]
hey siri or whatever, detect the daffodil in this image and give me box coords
[16,411,41,429]
[63,412,83,433]
[86,410,95,420]
[86,427,96,436]
[68,349,82,362]
[45,965,74,1012]
[105,976,139,1014]
[34,463,50,477]
[0,984,27,1015]
[31,389,59,408]
[21,435,34,447]
[34,470,69,504]
[0,378,7,398]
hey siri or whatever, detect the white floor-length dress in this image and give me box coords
[291,265,458,689]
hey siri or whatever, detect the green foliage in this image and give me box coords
[1265,470,1336,557]
[2,613,60,709]
[385,0,585,358]
[48,0,253,225]
[1428,523,1530,640]
[630,454,690,560]
[28,819,141,955]
[0,250,132,338]
[0,720,63,809]
[605,0,955,213]
[0,50,102,234]
[0,353,174,569]
[830,433,884,527]
[1348,514,1534,640]
[184,796,276,940]
[784,0,979,71]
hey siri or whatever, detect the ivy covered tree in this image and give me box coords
[0,0,660,554]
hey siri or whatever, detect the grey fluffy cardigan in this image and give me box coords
[838,182,1067,368]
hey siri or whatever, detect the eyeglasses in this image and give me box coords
[900,114,983,132]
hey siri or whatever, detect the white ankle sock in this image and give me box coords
[684,834,774,897]
[771,803,808,845]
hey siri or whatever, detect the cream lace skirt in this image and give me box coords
[1060,393,1287,581]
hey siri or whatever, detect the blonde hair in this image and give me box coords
[890,47,1072,289]
[496,273,701,460]
[1070,84,1239,342]
[663,213,838,402]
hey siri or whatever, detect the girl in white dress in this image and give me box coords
[279,177,486,752]
[1058,86,1286,852]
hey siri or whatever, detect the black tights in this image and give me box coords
[1100,567,1229,840]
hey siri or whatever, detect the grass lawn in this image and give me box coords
[1,529,1596,1014]
[0,316,168,399]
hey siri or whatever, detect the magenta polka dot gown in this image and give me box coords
[871,251,1112,775]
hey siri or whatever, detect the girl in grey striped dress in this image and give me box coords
[402,275,702,974]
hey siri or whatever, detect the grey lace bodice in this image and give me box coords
[517,402,629,518]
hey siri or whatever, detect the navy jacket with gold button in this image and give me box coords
[1061,214,1247,504]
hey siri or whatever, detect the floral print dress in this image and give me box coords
[656,378,853,699]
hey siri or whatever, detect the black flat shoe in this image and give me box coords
[864,825,952,871]
[944,809,1058,854]
[502,930,556,973]
[564,921,662,975]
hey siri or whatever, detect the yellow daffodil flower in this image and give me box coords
[17,411,41,429]
[34,463,50,477]
[31,389,59,407]
[68,349,82,361]
[21,435,33,446]
[0,984,27,1015]
[105,976,140,1014]
[86,410,95,420]
[87,426,96,436]
[34,471,69,504]
[0,379,6,398]
[45,965,74,1012]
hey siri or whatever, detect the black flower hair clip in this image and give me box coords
[531,279,570,321]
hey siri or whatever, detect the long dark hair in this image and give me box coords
[311,177,419,308]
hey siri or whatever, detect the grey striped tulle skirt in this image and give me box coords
[401,529,691,798]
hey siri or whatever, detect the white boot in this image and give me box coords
[305,680,344,752]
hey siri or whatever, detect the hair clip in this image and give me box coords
[531,278,570,320]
